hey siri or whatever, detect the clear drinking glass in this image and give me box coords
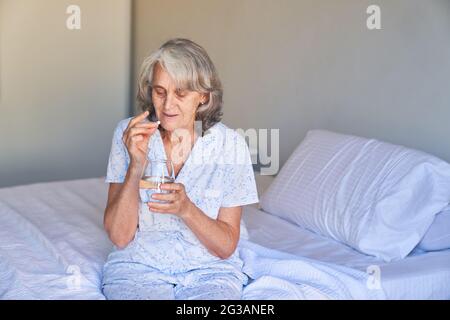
[139,159,175,204]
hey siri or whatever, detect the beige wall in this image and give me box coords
[2,0,450,187]
[133,0,450,171]
[0,0,131,187]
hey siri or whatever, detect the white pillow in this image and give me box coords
[417,205,450,251]
[260,130,450,262]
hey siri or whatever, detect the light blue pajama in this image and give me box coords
[102,118,259,300]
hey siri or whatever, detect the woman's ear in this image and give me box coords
[200,93,209,105]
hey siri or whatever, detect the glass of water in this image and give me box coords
[139,159,175,204]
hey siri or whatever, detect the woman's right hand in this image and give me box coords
[122,110,159,174]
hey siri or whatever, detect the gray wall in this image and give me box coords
[0,0,131,188]
[134,0,450,171]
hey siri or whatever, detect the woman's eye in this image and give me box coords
[175,90,187,98]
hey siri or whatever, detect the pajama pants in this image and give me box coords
[102,263,244,300]
[102,233,248,300]
[102,229,247,300]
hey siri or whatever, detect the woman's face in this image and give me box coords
[151,63,207,133]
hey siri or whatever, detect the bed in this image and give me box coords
[1,175,449,300]
[243,205,450,299]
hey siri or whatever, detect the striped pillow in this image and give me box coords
[260,130,450,261]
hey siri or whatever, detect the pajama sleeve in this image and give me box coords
[221,133,259,207]
[105,119,131,183]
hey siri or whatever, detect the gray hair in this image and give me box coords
[137,38,223,133]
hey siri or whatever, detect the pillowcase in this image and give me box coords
[260,130,450,262]
[417,205,450,251]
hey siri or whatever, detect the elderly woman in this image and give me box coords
[102,38,258,300]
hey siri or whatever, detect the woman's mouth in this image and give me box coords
[162,112,179,119]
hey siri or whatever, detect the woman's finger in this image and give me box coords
[134,122,159,129]
[147,202,173,212]
[151,192,178,202]
[160,183,184,192]
[123,119,159,144]
[128,127,156,137]
[131,135,143,142]
[126,110,149,131]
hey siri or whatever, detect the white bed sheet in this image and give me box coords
[0,177,449,299]
[0,178,111,299]
[243,205,450,299]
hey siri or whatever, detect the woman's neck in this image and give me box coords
[161,126,197,148]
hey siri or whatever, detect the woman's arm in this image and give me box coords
[182,205,242,259]
[103,164,142,249]
[104,111,159,249]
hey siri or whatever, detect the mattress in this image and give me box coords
[0,177,449,299]
[243,205,450,299]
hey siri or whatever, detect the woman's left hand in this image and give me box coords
[148,183,193,218]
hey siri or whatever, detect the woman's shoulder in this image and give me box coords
[207,122,241,139]
[207,122,248,151]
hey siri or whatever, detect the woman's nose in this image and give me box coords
[161,92,175,109]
